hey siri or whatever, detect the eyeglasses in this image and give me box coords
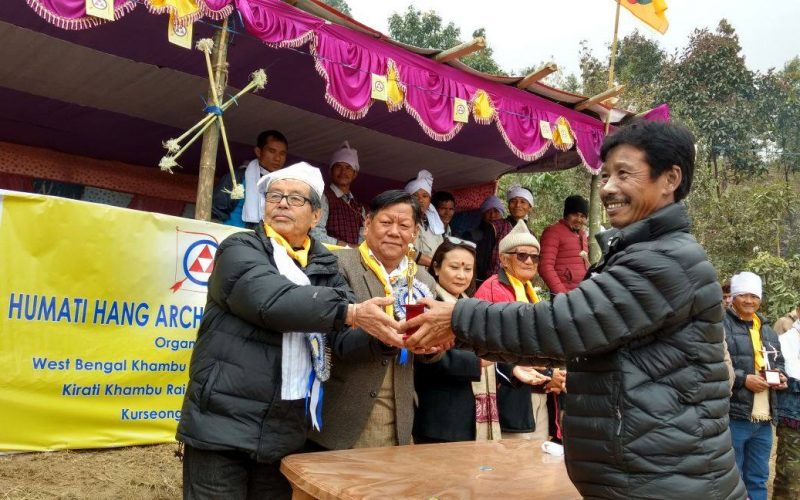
[265,191,311,207]
[446,236,477,249]
[506,251,540,264]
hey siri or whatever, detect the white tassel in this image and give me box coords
[162,138,180,153]
[250,69,268,90]
[159,156,179,173]
[228,182,245,200]
[195,38,214,53]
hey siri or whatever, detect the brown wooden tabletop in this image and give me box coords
[280,439,580,499]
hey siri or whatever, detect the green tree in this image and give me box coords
[659,20,762,190]
[614,31,666,111]
[387,6,505,75]
[577,41,608,97]
[461,28,504,75]
[756,58,800,183]
[319,0,351,16]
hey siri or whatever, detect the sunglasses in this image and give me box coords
[506,251,540,264]
[446,236,477,249]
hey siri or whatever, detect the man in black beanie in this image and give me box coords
[538,195,589,294]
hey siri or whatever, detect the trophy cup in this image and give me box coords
[760,343,781,386]
[403,243,424,336]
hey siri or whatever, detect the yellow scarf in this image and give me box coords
[358,241,394,317]
[264,223,310,268]
[506,272,539,304]
[750,314,764,371]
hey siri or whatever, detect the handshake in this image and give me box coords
[347,297,458,354]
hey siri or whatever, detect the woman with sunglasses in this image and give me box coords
[473,220,560,441]
[413,237,502,443]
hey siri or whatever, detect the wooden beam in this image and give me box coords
[516,63,558,88]
[574,85,625,112]
[433,37,486,63]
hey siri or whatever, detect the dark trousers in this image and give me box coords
[183,444,292,500]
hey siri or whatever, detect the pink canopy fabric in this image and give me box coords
[26,0,233,29]
[27,0,611,173]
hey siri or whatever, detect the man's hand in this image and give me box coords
[745,374,771,393]
[401,297,456,350]
[512,366,551,386]
[545,368,566,394]
[776,372,789,391]
[352,296,404,348]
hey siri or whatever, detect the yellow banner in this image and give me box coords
[0,191,242,451]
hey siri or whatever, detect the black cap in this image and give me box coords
[564,195,588,218]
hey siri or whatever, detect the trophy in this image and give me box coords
[403,244,424,336]
[760,343,781,386]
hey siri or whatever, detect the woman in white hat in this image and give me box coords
[473,220,564,442]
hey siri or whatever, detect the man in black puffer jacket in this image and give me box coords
[404,121,746,499]
[723,271,786,500]
[177,163,396,499]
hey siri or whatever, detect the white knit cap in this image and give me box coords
[329,141,359,172]
[499,220,540,254]
[405,169,434,195]
[730,271,763,300]
[480,195,506,216]
[506,184,534,206]
[257,161,325,199]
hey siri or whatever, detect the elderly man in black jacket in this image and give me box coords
[177,162,396,500]
[404,121,747,499]
[723,271,787,500]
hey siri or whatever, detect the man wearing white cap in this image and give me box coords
[506,184,534,225]
[724,271,787,500]
[405,169,445,267]
[311,141,366,247]
[178,162,398,499]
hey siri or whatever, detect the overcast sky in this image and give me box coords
[343,0,799,78]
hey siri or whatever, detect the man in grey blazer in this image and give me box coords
[311,190,438,450]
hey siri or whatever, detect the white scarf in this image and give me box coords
[425,205,445,235]
[780,320,800,380]
[272,239,324,430]
[242,159,268,223]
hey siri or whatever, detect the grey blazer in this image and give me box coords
[310,247,437,450]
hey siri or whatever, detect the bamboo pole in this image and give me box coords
[195,18,230,221]
[433,37,486,63]
[516,63,558,89]
[588,0,622,263]
[575,84,625,112]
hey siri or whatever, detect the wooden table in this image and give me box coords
[281,439,580,499]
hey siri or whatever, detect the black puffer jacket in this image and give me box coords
[723,308,785,422]
[452,203,746,499]
[177,226,354,463]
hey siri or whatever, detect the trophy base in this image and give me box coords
[761,369,781,387]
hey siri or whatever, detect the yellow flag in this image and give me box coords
[85,0,114,21]
[371,73,388,101]
[619,0,668,34]
[168,14,193,49]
